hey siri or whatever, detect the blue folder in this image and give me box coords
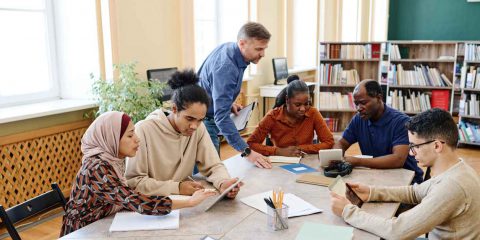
[279,163,317,174]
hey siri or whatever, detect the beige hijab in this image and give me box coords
[81,111,128,185]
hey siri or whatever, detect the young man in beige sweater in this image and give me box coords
[331,108,480,239]
[125,70,241,198]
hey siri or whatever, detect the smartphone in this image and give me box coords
[345,183,364,207]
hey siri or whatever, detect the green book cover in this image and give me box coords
[295,222,353,240]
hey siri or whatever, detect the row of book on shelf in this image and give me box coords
[319,43,383,59]
[460,66,480,89]
[324,118,339,133]
[319,92,355,110]
[386,90,450,113]
[387,64,452,87]
[458,121,480,143]
[465,43,480,61]
[460,93,480,116]
[319,64,360,85]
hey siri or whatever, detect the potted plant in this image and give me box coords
[90,62,165,123]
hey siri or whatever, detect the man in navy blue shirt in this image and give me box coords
[333,80,424,183]
[198,22,272,168]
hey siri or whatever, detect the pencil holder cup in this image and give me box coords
[267,205,289,231]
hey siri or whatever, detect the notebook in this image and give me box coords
[230,102,256,131]
[240,191,322,217]
[269,156,301,164]
[296,173,334,186]
[279,163,317,174]
[295,222,353,240]
[109,210,179,232]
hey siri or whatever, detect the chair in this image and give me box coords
[0,183,67,240]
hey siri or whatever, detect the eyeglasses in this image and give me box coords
[408,140,445,155]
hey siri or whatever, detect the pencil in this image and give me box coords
[188,176,197,182]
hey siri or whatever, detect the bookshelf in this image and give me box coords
[458,42,480,146]
[386,41,457,116]
[317,41,385,132]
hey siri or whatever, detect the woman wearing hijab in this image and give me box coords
[60,111,216,236]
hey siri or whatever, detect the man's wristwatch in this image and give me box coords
[241,147,251,157]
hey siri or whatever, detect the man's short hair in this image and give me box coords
[364,80,383,98]
[405,108,458,148]
[237,22,271,41]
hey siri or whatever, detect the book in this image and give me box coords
[296,173,334,187]
[279,163,317,174]
[268,156,301,164]
[431,90,450,111]
[295,222,353,240]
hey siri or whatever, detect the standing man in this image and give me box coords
[198,22,272,168]
[333,80,424,183]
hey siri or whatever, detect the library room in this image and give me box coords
[1,0,479,239]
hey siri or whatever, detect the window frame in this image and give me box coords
[0,0,60,108]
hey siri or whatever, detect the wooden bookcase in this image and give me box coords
[385,41,457,115]
[458,41,480,146]
[317,42,385,132]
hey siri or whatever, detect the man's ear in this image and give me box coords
[434,140,444,153]
[238,39,247,48]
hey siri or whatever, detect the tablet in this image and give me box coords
[318,149,343,167]
[204,177,245,211]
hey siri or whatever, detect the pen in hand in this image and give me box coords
[187,176,204,190]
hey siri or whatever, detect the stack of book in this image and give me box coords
[320,44,381,59]
[389,64,452,87]
[323,118,339,132]
[319,64,360,85]
[319,92,355,110]
[465,44,480,61]
[387,90,432,113]
[460,66,480,89]
[460,93,480,116]
[458,121,480,143]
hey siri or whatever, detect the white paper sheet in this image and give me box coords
[269,156,301,164]
[240,191,322,217]
[109,210,179,232]
[230,102,255,131]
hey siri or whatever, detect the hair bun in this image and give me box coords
[286,74,300,84]
[167,69,199,90]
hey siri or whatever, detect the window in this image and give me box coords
[341,0,360,41]
[194,0,249,70]
[0,0,100,108]
[0,0,58,107]
[292,0,318,67]
[370,0,388,41]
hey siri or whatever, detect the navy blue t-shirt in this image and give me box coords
[342,105,423,183]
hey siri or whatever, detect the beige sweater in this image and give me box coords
[342,160,480,240]
[125,109,230,196]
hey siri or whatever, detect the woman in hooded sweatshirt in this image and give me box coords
[60,111,216,237]
[125,69,242,198]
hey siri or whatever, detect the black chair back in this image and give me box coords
[0,183,66,240]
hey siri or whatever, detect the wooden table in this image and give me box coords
[60,154,414,240]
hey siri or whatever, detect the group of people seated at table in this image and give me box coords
[60,68,480,239]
